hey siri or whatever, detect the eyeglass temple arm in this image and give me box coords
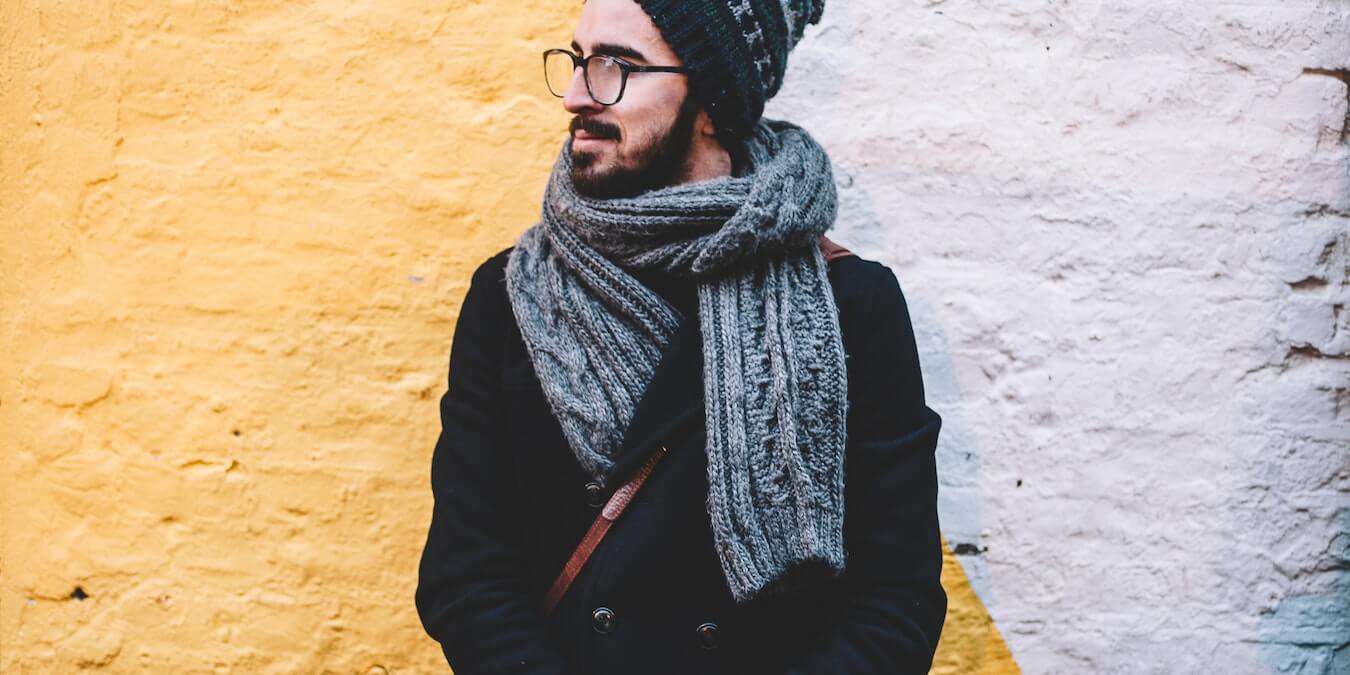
[626,65,692,74]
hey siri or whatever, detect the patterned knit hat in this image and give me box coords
[635,0,825,146]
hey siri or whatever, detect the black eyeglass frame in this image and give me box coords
[543,48,694,106]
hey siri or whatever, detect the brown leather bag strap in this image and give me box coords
[541,444,671,616]
[818,235,856,263]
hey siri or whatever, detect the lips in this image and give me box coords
[574,129,614,141]
[572,130,615,152]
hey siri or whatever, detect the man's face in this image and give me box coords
[563,0,701,199]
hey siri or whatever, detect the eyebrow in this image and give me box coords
[571,39,649,63]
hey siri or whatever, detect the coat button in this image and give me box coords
[695,621,719,650]
[592,606,616,634]
[584,481,606,508]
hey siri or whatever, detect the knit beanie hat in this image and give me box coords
[635,0,825,146]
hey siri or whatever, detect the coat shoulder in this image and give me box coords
[450,246,518,347]
[465,245,517,308]
[477,245,516,283]
[825,251,906,323]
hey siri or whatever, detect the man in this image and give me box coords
[415,1,947,673]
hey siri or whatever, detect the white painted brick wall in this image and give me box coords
[769,2,1349,672]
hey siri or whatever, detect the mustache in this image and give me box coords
[570,116,620,140]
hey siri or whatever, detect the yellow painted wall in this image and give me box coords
[935,540,1021,675]
[1,1,1015,671]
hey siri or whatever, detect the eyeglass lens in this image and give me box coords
[545,52,624,105]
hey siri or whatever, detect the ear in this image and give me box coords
[695,108,719,140]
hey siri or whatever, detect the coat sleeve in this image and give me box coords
[415,258,577,675]
[782,264,948,675]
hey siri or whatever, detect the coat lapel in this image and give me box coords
[605,307,705,488]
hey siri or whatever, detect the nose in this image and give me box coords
[562,64,603,114]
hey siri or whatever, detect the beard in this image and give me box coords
[569,93,702,200]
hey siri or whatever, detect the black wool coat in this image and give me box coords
[415,245,946,675]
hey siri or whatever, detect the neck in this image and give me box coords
[673,133,734,185]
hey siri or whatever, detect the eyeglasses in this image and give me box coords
[543,48,693,106]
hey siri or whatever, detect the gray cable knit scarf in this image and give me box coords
[505,117,848,604]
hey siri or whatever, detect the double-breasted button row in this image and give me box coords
[588,607,718,649]
[584,481,607,508]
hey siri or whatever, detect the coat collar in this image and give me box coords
[605,306,705,488]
